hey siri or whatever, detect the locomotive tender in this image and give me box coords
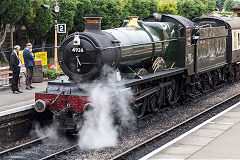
[34,13,240,131]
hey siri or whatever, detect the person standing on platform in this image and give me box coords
[23,43,35,90]
[10,45,23,94]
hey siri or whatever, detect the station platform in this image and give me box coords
[0,81,48,114]
[141,101,240,159]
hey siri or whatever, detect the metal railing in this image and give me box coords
[0,45,56,67]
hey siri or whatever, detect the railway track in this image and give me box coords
[0,135,77,160]
[40,144,78,160]
[110,93,240,160]
[0,137,47,156]
[36,92,240,160]
[1,93,239,160]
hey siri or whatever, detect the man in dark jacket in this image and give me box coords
[10,45,23,94]
[23,43,35,90]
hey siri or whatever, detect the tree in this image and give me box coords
[24,0,54,48]
[90,0,124,29]
[0,0,28,49]
[224,0,235,11]
[235,1,240,6]
[74,0,93,32]
[215,0,225,10]
[203,0,216,14]
[126,0,158,19]
[177,0,206,19]
[73,0,159,31]
[1,0,28,25]
[56,0,77,42]
[158,0,178,15]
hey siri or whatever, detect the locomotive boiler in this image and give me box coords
[34,13,240,132]
[59,15,179,81]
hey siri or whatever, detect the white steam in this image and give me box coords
[34,123,59,141]
[78,66,135,150]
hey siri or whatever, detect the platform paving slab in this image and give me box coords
[0,81,48,112]
[201,122,232,131]
[144,103,240,160]
[150,153,187,159]
[188,121,240,159]
[222,111,240,117]
[201,122,232,130]
[177,135,214,146]
[212,116,240,124]
[190,128,224,138]
[230,106,240,112]
[161,144,203,155]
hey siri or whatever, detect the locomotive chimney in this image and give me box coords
[83,15,103,32]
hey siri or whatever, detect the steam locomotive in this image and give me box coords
[34,13,240,132]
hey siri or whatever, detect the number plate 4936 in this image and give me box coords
[72,47,84,53]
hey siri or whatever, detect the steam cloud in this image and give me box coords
[78,66,135,150]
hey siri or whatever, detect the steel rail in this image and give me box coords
[40,144,78,160]
[110,93,240,160]
[0,136,47,156]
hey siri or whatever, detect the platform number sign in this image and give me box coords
[57,24,66,33]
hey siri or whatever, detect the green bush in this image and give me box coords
[126,0,158,19]
[43,68,65,79]
[158,0,178,15]
[215,0,225,10]
[74,0,93,32]
[73,0,159,30]
[202,0,216,14]
[1,0,28,25]
[24,0,54,38]
[57,0,77,42]
[224,0,235,11]
[216,11,236,16]
[90,0,124,29]
[177,0,206,19]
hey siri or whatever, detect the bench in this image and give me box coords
[0,66,24,87]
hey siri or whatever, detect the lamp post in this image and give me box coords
[41,2,60,70]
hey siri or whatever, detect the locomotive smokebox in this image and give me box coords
[59,15,121,81]
[83,15,103,33]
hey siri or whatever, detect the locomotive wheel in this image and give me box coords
[236,65,240,80]
[200,76,206,93]
[134,97,147,118]
[167,87,174,105]
[151,90,163,112]
[222,71,227,83]
[228,66,235,83]
[167,84,179,106]
[149,93,158,112]
[210,72,217,89]
[157,89,164,107]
